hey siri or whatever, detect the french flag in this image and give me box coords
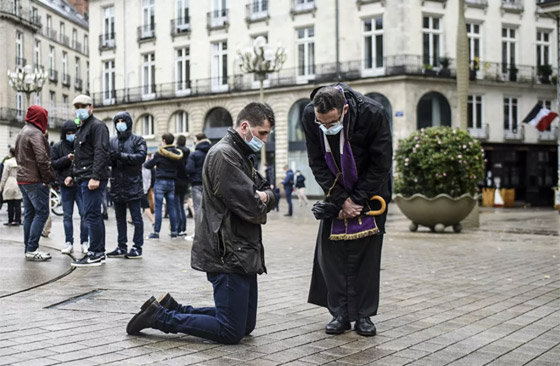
[522,103,558,132]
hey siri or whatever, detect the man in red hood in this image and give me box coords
[15,105,56,261]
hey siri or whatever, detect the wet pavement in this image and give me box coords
[0,203,558,366]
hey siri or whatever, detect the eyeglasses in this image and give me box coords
[314,113,343,129]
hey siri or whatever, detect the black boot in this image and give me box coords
[325,315,351,335]
[157,292,179,311]
[127,297,161,334]
[355,317,377,337]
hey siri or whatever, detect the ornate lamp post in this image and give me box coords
[237,36,286,174]
[7,65,48,109]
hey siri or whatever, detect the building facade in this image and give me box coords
[1,0,89,157]
[88,0,558,205]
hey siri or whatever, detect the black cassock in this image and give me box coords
[302,84,392,321]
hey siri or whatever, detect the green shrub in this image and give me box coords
[394,126,485,198]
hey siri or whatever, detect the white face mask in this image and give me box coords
[318,112,345,136]
[245,125,265,152]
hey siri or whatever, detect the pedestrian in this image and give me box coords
[185,132,211,240]
[15,105,55,261]
[51,120,89,254]
[143,133,183,239]
[295,170,309,206]
[107,112,147,259]
[302,84,392,336]
[142,155,155,227]
[281,165,294,216]
[126,102,276,344]
[65,94,110,267]
[0,148,22,226]
[174,135,190,236]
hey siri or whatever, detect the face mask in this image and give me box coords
[318,110,345,136]
[66,134,75,143]
[116,122,128,132]
[244,125,264,152]
[76,108,90,121]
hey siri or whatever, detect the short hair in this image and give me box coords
[235,102,275,128]
[162,133,174,145]
[313,86,345,114]
[195,132,207,141]
[176,135,186,146]
[9,147,15,156]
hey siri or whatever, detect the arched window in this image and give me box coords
[288,98,310,151]
[174,111,188,134]
[417,92,451,129]
[365,92,393,131]
[140,114,155,137]
[204,107,233,140]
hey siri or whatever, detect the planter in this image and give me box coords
[394,193,477,233]
[423,69,437,76]
[469,69,477,80]
[438,68,451,77]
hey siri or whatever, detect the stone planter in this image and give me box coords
[394,193,477,233]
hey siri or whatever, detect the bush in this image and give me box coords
[394,126,485,198]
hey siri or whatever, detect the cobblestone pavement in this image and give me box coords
[0,203,558,366]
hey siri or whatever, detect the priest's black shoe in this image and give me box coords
[325,316,351,335]
[355,317,377,337]
[127,297,161,334]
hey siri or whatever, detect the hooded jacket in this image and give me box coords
[51,120,78,186]
[143,145,183,180]
[15,105,55,184]
[109,112,147,202]
[175,144,190,190]
[185,140,211,186]
[72,113,110,182]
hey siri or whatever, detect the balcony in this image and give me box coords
[207,10,229,30]
[291,0,316,16]
[15,57,26,67]
[468,124,489,140]
[501,0,523,13]
[504,125,525,141]
[48,116,65,128]
[33,64,44,73]
[62,73,71,87]
[538,126,558,142]
[171,17,190,36]
[72,40,82,52]
[99,34,115,50]
[137,24,155,42]
[75,77,83,91]
[0,1,42,30]
[469,61,555,84]
[45,28,57,42]
[465,0,488,8]
[0,108,23,124]
[246,1,269,24]
[59,34,69,47]
[48,69,58,83]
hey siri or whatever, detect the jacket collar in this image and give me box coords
[226,128,255,159]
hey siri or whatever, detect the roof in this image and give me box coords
[33,0,88,29]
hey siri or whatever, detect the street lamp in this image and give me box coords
[237,36,286,174]
[7,65,48,109]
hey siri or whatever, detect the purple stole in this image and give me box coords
[319,112,379,241]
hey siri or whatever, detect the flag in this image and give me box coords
[522,103,558,132]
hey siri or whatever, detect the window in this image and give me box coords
[295,0,314,11]
[251,0,268,16]
[72,28,78,49]
[539,99,553,131]
[60,21,65,38]
[75,57,81,80]
[84,34,89,54]
[423,16,441,67]
[142,115,155,137]
[62,94,68,117]
[141,0,155,37]
[503,97,518,133]
[14,0,20,15]
[211,0,227,27]
[211,41,228,91]
[32,7,38,23]
[16,93,23,120]
[16,32,23,67]
[46,15,52,37]
[34,40,41,70]
[49,46,55,72]
[363,17,383,73]
[502,27,516,74]
[62,52,68,81]
[177,0,189,29]
[103,60,115,103]
[103,6,115,46]
[297,27,315,79]
[175,111,188,133]
[86,61,90,91]
[142,53,156,97]
[467,23,481,69]
[467,95,483,129]
[537,31,550,68]
[49,91,56,118]
[176,47,190,94]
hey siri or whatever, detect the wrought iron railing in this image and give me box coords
[99,33,116,50]
[137,24,155,41]
[171,18,190,36]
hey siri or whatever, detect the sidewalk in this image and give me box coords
[0,204,558,365]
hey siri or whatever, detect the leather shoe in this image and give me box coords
[355,317,377,337]
[325,315,351,335]
[157,292,179,311]
[127,297,161,334]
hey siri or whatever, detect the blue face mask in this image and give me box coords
[66,134,75,143]
[116,122,128,132]
[318,111,345,136]
[76,108,90,121]
[245,126,264,152]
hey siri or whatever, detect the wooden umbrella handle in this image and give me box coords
[366,195,386,216]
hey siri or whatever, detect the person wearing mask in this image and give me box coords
[174,135,190,236]
[126,102,276,345]
[51,120,89,254]
[65,95,110,267]
[107,112,147,259]
[294,170,309,206]
[185,133,211,241]
[281,165,294,217]
[1,148,22,226]
[143,133,183,239]
[15,105,56,261]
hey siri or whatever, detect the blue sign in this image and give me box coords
[395,111,404,117]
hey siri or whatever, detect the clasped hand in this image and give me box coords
[337,197,363,220]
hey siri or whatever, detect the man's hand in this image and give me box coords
[257,190,268,203]
[64,176,73,187]
[341,197,363,219]
[67,153,74,161]
[88,179,100,190]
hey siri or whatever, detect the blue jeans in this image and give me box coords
[154,179,178,234]
[114,199,143,251]
[284,185,293,215]
[154,272,258,345]
[80,180,108,254]
[175,188,187,233]
[60,185,88,244]
[19,183,50,253]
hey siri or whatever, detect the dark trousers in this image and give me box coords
[60,185,88,244]
[284,185,293,215]
[19,183,49,252]
[154,272,258,345]
[7,199,21,224]
[114,199,143,251]
[80,180,108,254]
[175,186,187,233]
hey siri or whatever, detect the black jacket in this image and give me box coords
[109,112,147,202]
[295,173,306,189]
[72,114,110,182]
[143,145,183,180]
[175,145,190,190]
[302,83,392,230]
[186,140,211,186]
[51,120,77,186]
[191,129,275,275]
